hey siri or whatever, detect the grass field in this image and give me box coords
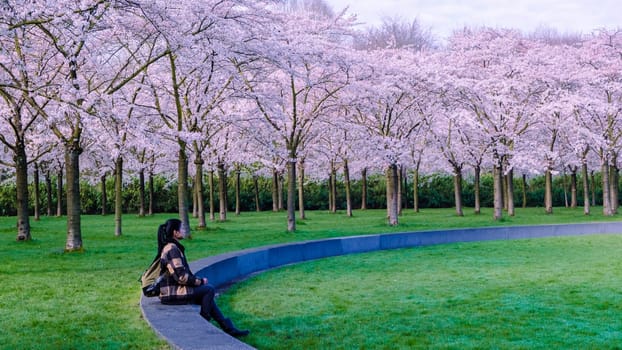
[1,207,622,349]
[224,236,622,349]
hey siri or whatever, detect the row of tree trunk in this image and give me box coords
[15,153,618,244]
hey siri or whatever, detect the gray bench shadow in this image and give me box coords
[140,221,622,350]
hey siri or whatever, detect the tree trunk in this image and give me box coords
[170,53,191,236]
[493,161,503,220]
[192,178,198,218]
[138,169,146,217]
[33,163,40,221]
[502,169,508,211]
[562,171,569,208]
[506,168,515,216]
[602,158,612,216]
[609,160,618,214]
[582,163,590,215]
[397,166,402,216]
[114,157,123,237]
[402,166,408,210]
[218,162,227,221]
[328,170,333,212]
[65,143,82,252]
[590,170,596,207]
[286,160,296,232]
[570,168,578,208]
[544,169,553,214]
[298,160,305,219]
[453,168,463,217]
[56,167,63,217]
[330,161,337,213]
[521,173,527,209]
[235,167,241,216]
[344,159,352,217]
[272,168,279,212]
[253,175,261,212]
[473,165,480,214]
[386,164,399,226]
[413,167,420,213]
[361,167,367,210]
[209,170,215,221]
[15,144,31,241]
[148,172,154,216]
[194,158,206,228]
[177,146,191,236]
[101,173,107,215]
[46,171,53,216]
[278,174,284,211]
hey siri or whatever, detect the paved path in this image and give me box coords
[140,221,622,349]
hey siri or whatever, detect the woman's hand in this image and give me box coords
[202,277,208,285]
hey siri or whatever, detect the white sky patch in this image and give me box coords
[328,0,621,40]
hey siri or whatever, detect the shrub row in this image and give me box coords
[0,172,605,216]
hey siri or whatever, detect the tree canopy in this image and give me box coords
[1,0,621,245]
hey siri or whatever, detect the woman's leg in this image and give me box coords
[192,284,217,320]
[192,284,249,337]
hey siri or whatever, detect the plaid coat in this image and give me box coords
[159,242,203,303]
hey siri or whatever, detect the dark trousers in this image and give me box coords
[191,284,226,323]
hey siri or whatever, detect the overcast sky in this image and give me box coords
[327,0,621,40]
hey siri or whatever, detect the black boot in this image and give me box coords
[220,318,250,338]
[200,310,211,322]
[206,299,250,338]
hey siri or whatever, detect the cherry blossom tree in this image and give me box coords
[128,142,168,216]
[89,87,150,236]
[5,0,622,236]
[312,118,347,214]
[182,58,239,227]
[349,47,433,225]
[575,30,622,216]
[445,28,541,219]
[428,108,474,216]
[132,0,277,233]
[0,13,55,240]
[332,122,364,217]
[3,0,173,250]
[350,16,437,216]
[235,8,353,231]
[510,34,588,214]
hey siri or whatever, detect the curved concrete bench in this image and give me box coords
[140,221,622,349]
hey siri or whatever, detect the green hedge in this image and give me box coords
[0,172,608,216]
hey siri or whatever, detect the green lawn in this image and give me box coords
[223,235,622,349]
[1,207,621,349]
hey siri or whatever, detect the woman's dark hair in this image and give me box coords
[155,218,183,261]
